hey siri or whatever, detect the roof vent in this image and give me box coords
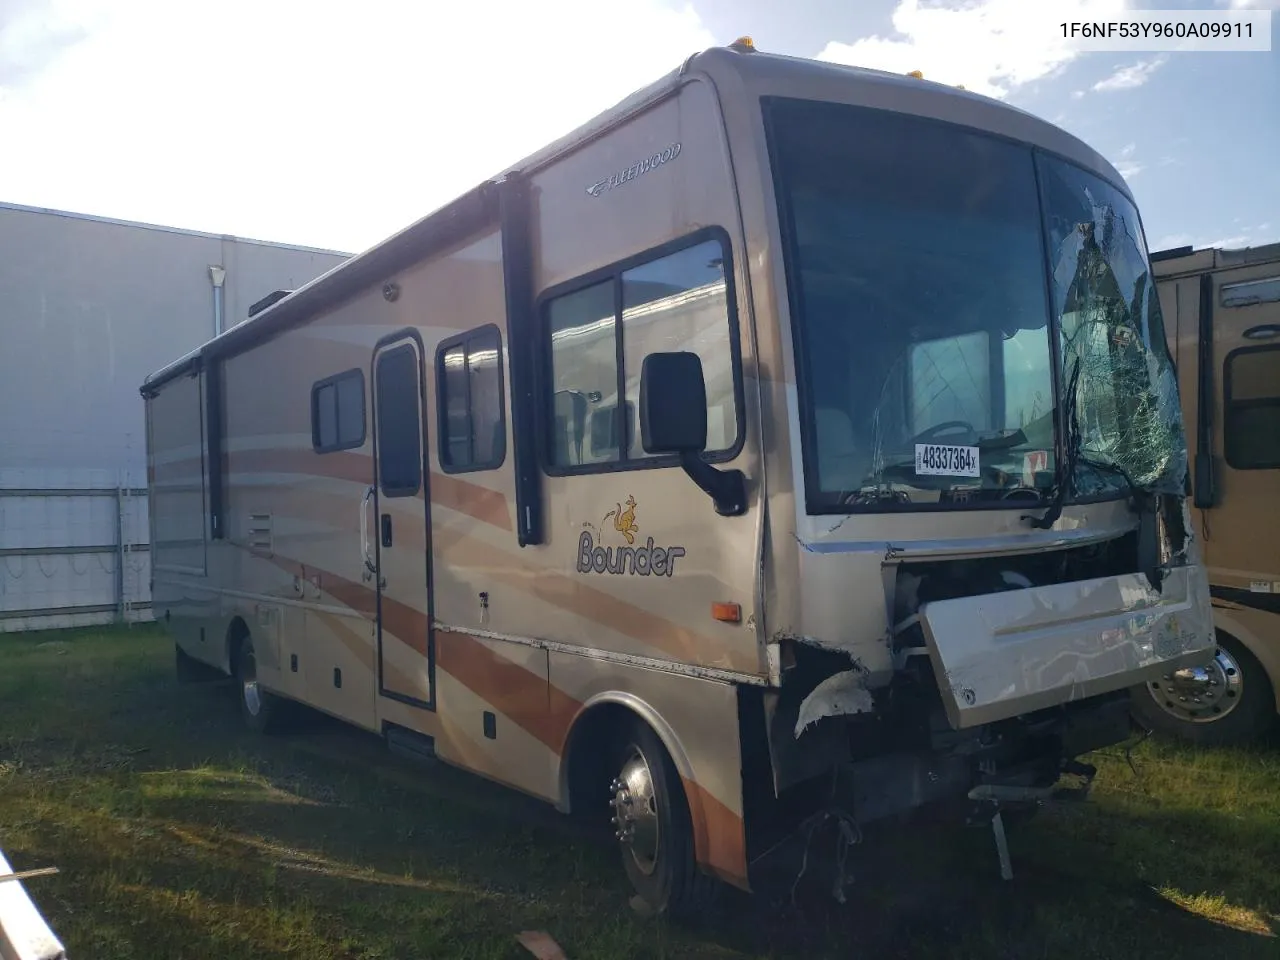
[248,289,292,318]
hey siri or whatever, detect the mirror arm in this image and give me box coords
[679,452,747,517]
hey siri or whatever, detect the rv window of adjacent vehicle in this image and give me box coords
[1224,345,1280,470]
[375,344,424,497]
[543,231,743,472]
[311,369,366,453]
[436,326,506,473]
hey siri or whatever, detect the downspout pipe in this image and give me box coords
[209,265,227,337]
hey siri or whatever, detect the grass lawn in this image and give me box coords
[0,626,1277,959]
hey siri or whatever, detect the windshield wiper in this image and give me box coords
[1028,354,1146,529]
[1026,356,1082,530]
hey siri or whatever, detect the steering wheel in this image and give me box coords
[912,420,977,445]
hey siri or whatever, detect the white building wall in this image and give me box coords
[0,201,351,632]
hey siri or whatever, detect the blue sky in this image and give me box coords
[0,0,1275,254]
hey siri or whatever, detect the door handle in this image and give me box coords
[360,486,377,580]
[381,513,393,548]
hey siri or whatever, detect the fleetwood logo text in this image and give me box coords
[577,495,686,577]
[586,143,682,198]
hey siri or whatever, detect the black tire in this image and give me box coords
[235,634,282,734]
[609,719,720,920]
[1131,632,1276,747]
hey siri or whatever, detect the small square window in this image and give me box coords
[311,369,366,453]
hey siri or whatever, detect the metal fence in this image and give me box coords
[0,481,151,633]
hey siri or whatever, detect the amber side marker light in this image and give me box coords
[712,602,742,623]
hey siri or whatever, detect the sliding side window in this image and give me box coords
[437,325,506,472]
[311,369,366,453]
[544,230,743,471]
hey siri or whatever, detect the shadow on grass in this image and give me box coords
[2,631,1278,959]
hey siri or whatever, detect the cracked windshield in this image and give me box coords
[769,98,1186,510]
[1039,154,1189,499]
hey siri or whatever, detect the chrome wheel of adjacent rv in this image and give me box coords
[610,720,719,918]
[1132,633,1275,746]
[236,634,280,734]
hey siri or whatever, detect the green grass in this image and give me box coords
[0,627,1277,958]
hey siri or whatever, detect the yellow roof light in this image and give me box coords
[907,70,924,79]
[731,35,756,52]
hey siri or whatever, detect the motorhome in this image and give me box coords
[1129,242,1280,745]
[141,41,1215,915]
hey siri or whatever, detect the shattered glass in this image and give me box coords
[767,98,1189,512]
[1039,156,1189,497]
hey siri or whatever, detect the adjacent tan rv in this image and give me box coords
[1129,242,1280,745]
[142,41,1215,915]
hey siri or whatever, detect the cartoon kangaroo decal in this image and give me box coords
[603,495,640,545]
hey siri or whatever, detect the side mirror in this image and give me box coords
[639,351,708,454]
[639,352,746,517]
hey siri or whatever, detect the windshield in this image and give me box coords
[1038,155,1188,497]
[765,97,1187,512]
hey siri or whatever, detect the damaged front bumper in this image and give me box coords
[918,564,1215,730]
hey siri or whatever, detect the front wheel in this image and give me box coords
[236,635,282,734]
[1131,633,1276,747]
[608,720,720,919]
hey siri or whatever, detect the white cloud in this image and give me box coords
[1092,57,1167,92]
[1071,90,1086,99]
[815,0,1128,100]
[1113,142,1143,180]
[0,0,716,251]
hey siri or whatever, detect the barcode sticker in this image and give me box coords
[915,444,981,478]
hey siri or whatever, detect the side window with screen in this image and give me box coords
[1225,346,1280,470]
[311,369,365,453]
[543,232,742,471]
[437,326,506,473]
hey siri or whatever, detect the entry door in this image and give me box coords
[372,334,435,708]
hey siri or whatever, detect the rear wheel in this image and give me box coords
[608,719,719,919]
[236,634,282,734]
[1132,632,1275,746]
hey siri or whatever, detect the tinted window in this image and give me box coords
[376,345,423,497]
[1225,346,1280,470]
[766,98,1055,508]
[548,281,617,467]
[545,236,740,470]
[311,369,365,453]
[437,326,506,472]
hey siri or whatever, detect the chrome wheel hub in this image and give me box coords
[242,652,261,717]
[1147,646,1242,723]
[609,749,660,876]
